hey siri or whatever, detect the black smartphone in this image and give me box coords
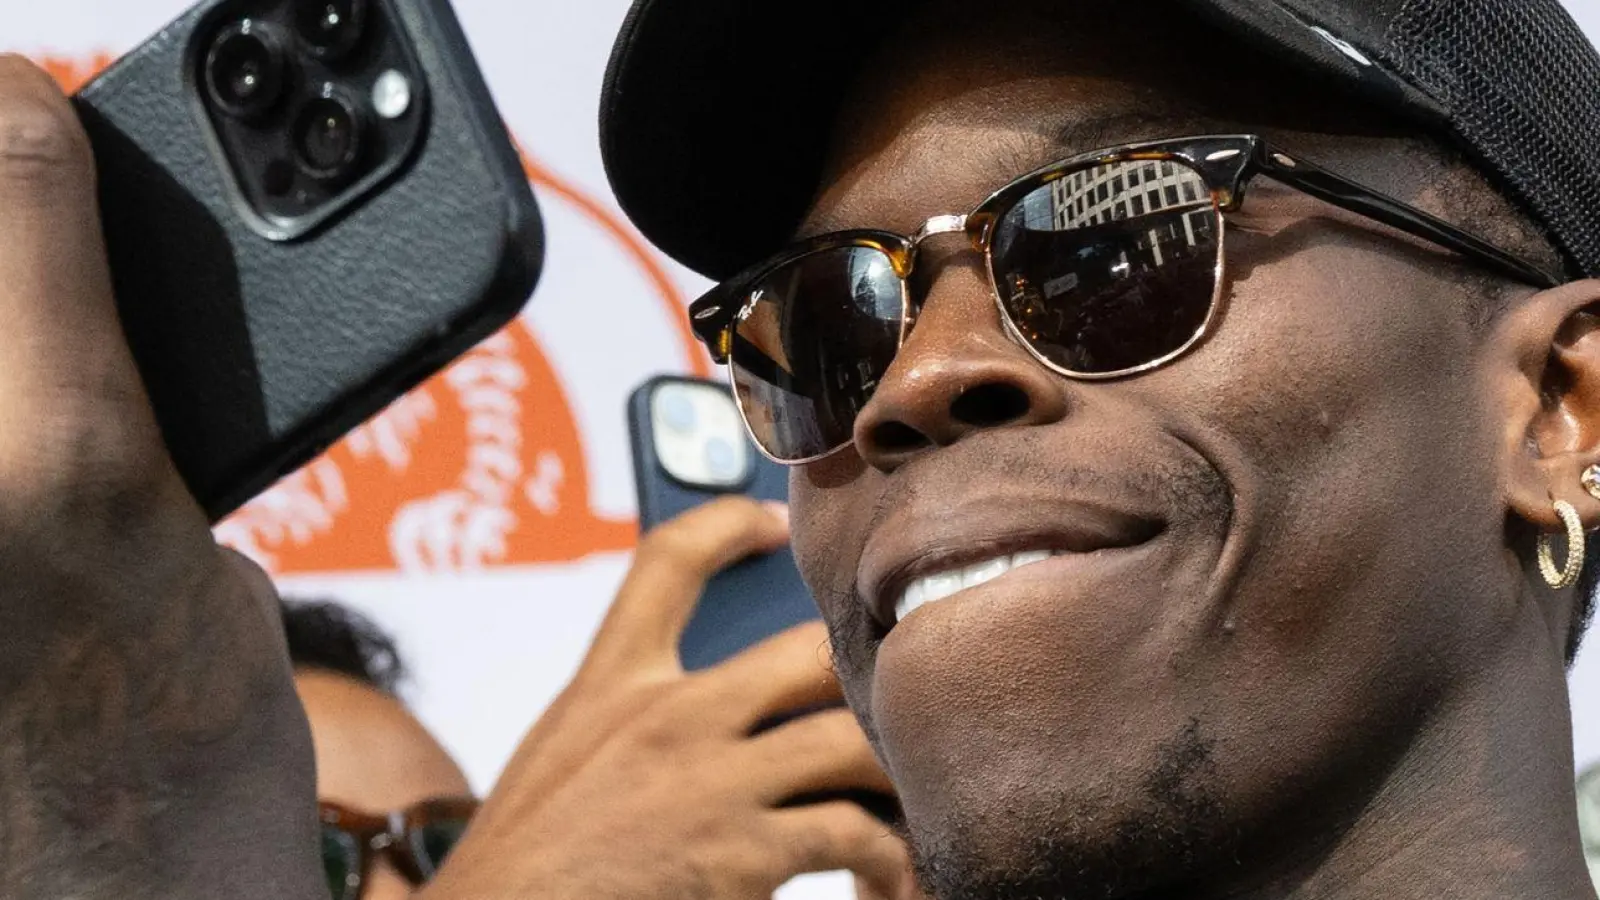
[72,0,542,520]
[628,374,900,824]
[628,374,816,671]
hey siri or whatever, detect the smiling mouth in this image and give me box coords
[894,550,1062,622]
[873,516,1164,631]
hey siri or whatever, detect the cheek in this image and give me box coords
[1171,244,1505,680]
[790,455,875,605]
[790,456,885,704]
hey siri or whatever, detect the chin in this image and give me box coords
[898,720,1237,900]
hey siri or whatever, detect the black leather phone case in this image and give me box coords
[72,0,543,520]
[628,375,818,672]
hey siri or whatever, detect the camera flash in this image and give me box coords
[372,70,411,119]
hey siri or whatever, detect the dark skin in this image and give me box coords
[0,52,919,900]
[788,2,1600,898]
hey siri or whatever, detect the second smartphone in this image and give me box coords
[628,374,816,670]
[74,0,542,518]
[629,375,900,823]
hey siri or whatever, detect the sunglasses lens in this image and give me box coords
[991,158,1220,374]
[320,826,360,900]
[410,818,472,878]
[730,245,905,462]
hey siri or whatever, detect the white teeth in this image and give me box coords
[1012,549,1052,567]
[892,550,1060,624]
[901,578,926,610]
[923,572,964,604]
[962,557,1010,589]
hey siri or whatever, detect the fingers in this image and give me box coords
[583,496,789,677]
[771,801,912,899]
[854,873,927,900]
[740,708,894,803]
[691,619,843,732]
[0,55,165,496]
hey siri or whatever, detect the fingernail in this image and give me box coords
[763,501,790,528]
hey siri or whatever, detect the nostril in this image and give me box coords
[950,382,1031,428]
[869,420,930,454]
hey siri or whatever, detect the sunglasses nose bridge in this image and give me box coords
[899,213,976,277]
[910,213,968,248]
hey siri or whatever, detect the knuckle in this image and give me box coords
[636,519,700,561]
[625,684,706,754]
[0,390,174,524]
[785,815,846,870]
[0,84,91,188]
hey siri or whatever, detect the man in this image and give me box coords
[0,1,1596,899]
[597,0,1600,897]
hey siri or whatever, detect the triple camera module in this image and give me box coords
[197,0,426,235]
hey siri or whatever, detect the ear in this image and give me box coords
[1494,279,1600,535]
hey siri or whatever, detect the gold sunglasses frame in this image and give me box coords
[688,133,1562,465]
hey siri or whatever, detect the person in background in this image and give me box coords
[282,599,474,900]
[281,501,920,900]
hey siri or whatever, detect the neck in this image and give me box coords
[1234,623,1594,900]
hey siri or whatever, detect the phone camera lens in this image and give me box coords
[704,438,741,481]
[204,21,286,119]
[660,393,696,433]
[292,93,366,181]
[294,0,367,61]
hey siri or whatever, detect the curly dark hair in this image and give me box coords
[280,598,406,693]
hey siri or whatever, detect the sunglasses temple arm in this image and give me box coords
[1256,153,1561,289]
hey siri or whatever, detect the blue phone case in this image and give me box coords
[628,375,902,824]
[627,374,818,670]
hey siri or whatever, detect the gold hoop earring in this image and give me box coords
[1538,499,1586,590]
[1583,465,1600,502]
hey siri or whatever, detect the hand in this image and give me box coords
[0,56,323,898]
[422,496,916,900]
[855,873,928,900]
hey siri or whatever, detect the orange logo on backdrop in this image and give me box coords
[42,54,710,575]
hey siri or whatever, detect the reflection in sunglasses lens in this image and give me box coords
[320,826,360,900]
[992,158,1220,374]
[730,245,905,461]
[415,818,472,876]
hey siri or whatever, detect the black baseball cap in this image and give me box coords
[601,0,1600,283]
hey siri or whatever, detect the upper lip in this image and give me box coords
[863,500,1164,630]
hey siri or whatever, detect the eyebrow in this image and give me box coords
[796,111,1240,239]
[1045,110,1237,156]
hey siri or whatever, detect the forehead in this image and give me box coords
[804,0,1411,236]
[296,669,470,812]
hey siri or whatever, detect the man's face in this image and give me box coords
[787,3,1527,895]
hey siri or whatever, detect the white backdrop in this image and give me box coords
[9,2,1600,898]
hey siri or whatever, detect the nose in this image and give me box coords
[360,859,414,900]
[851,249,1069,472]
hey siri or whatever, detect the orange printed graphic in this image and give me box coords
[38,53,116,94]
[41,53,706,575]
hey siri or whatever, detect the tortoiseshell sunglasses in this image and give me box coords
[687,134,1561,464]
[319,797,478,900]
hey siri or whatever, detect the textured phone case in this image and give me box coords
[628,375,818,671]
[73,0,543,519]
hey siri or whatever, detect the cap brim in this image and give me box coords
[601,1,1442,281]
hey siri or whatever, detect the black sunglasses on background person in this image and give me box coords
[688,134,1561,464]
[319,797,479,900]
